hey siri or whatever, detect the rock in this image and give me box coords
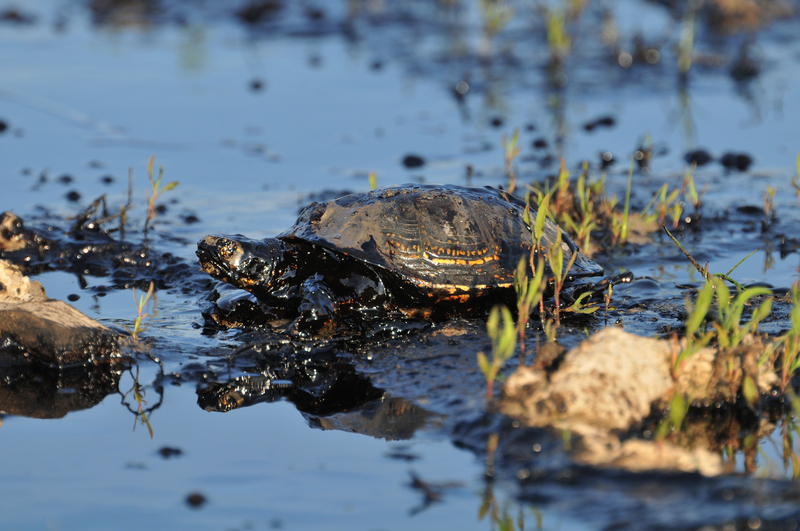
[501,328,675,431]
[0,259,121,367]
[499,327,779,476]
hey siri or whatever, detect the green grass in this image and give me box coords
[677,8,695,76]
[502,129,521,193]
[127,281,155,342]
[676,277,772,373]
[144,156,179,234]
[477,305,517,400]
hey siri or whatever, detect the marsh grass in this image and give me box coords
[676,277,772,373]
[478,0,514,57]
[677,7,695,77]
[502,129,522,193]
[526,156,691,257]
[477,306,517,400]
[126,281,155,342]
[764,185,777,230]
[544,6,571,67]
[514,253,546,357]
[790,151,800,210]
[682,163,704,212]
[657,276,772,439]
[144,156,179,234]
[777,284,800,389]
[559,162,600,252]
[781,390,800,478]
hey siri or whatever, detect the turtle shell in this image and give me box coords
[280,184,602,293]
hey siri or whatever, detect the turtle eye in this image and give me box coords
[217,239,244,267]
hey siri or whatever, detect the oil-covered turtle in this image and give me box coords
[196,184,603,337]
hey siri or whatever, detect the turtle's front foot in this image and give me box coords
[287,274,339,339]
[287,313,337,339]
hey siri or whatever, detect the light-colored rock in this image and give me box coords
[0,259,119,366]
[500,327,779,476]
[502,328,675,431]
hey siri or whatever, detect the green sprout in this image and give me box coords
[791,150,800,210]
[708,279,773,351]
[513,251,546,357]
[610,158,634,245]
[478,0,514,57]
[545,7,571,66]
[663,225,758,290]
[368,171,377,191]
[778,284,800,389]
[682,163,704,212]
[502,129,521,193]
[477,305,517,400]
[781,390,800,478]
[677,279,716,370]
[560,163,599,252]
[640,183,682,229]
[127,281,155,342]
[545,226,579,327]
[764,185,776,229]
[676,276,772,373]
[480,0,514,37]
[144,156,179,234]
[677,8,695,76]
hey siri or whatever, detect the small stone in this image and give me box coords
[249,78,265,92]
[186,492,207,508]
[158,446,183,459]
[532,138,548,150]
[685,149,713,166]
[402,154,425,168]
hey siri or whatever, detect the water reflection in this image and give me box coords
[197,347,437,440]
[0,360,124,419]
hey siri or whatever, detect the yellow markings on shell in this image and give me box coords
[407,275,513,292]
[424,252,499,267]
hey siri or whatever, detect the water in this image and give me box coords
[4,1,800,529]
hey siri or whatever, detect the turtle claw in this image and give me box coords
[285,274,340,338]
[287,312,337,339]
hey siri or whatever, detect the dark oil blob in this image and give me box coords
[402,154,425,168]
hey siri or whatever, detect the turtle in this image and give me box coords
[196,184,603,337]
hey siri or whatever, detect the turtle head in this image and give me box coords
[197,235,286,295]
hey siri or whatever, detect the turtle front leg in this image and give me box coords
[288,274,339,338]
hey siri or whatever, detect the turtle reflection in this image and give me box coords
[197,351,436,440]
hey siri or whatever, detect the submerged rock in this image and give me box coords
[0,259,121,367]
